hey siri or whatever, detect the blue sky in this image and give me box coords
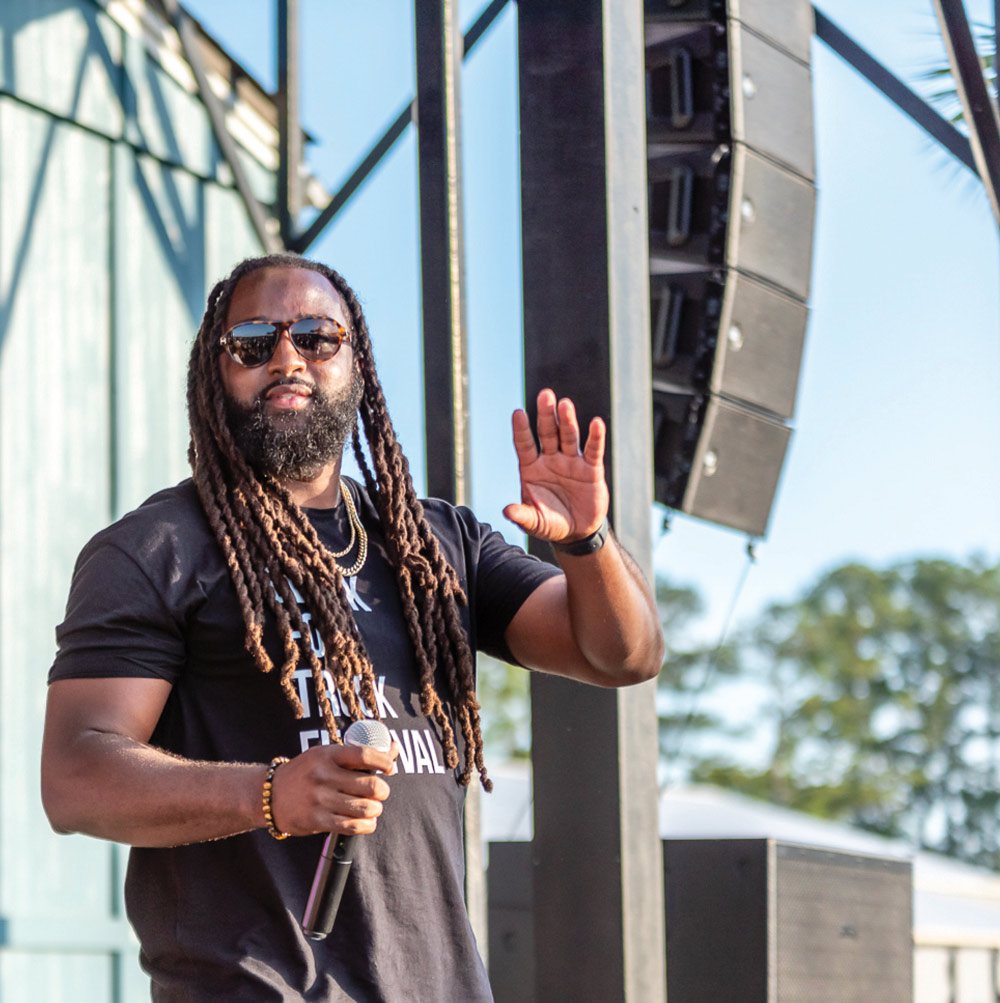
[186,0,1000,652]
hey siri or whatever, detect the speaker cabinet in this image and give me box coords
[663,839,914,1003]
[654,393,793,536]
[646,0,817,536]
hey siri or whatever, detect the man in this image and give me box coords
[42,254,663,1002]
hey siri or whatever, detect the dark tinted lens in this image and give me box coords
[226,324,279,367]
[288,319,344,361]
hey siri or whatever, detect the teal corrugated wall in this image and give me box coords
[0,1,266,998]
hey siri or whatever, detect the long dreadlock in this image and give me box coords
[186,253,490,789]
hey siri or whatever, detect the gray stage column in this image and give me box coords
[415,0,470,505]
[518,2,665,1000]
[413,0,488,958]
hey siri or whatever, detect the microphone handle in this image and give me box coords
[300,720,392,941]
[302,832,358,941]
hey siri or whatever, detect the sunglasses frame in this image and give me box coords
[219,316,352,369]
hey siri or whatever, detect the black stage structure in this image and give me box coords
[165,0,999,999]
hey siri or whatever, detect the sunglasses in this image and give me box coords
[219,317,352,368]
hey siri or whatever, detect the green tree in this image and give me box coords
[478,653,533,761]
[696,556,1000,869]
[656,577,741,777]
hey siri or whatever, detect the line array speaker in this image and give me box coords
[646,0,817,536]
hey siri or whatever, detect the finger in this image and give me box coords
[510,409,538,465]
[503,502,542,536]
[334,744,396,775]
[535,388,560,454]
[557,398,581,456]
[331,802,383,836]
[333,772,393,802]
[335,793,386,821]
[337,818,379,836]
[328,780,392,834]
[582,416,606,467]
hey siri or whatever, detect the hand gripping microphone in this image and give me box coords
[301,719,392,941]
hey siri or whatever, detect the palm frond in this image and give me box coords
[922,22,996,126]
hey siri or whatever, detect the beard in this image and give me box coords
[224,369,364,482]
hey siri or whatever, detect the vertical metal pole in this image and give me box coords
[519,2,665,1001]
[414,0,483,957]
[415,0,470,505]
[289,1,508,256]
[277,0,302,246]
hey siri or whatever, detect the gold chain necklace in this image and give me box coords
[327,481,357,558]
[331,481,368,578]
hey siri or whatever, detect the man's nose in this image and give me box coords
[267,329,306,374]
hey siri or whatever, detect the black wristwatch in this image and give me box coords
[551,518,610,556]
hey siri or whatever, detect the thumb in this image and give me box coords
[503,503,541,536]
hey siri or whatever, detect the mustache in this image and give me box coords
[258,376,317,399]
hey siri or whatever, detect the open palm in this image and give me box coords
[503,389,610,543]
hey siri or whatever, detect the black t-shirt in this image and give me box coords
[50,478,559,1003]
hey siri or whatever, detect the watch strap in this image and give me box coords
[550,518,610,556]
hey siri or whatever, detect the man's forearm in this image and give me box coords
[42,731,265,848]
[556,533,665,684]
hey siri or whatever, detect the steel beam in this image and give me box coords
[162,0,281,252]
[813,7,977,174]
[518,2,665,1000]
[277,0,302,245]
[290,101,414,254]
[291,0,510,255]
[932,0,1000,224]
[462,0,508,55]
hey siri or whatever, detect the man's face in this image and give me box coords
[219,267,363,481]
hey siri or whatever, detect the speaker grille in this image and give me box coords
[775,845,914,1003]
[662,839,914,1003]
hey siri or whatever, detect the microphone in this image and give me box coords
[301,719,392,941]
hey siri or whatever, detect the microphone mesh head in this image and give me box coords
[343,718,392,752]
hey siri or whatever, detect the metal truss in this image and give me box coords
[931,0,1000,223]
[815,3,998,224]
[168,0,510,258]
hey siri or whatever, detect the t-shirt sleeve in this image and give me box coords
[49,539,187,684]
[468,520,562,665]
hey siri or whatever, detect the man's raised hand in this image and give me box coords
[502,388,610,545]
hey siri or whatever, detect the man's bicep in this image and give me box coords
[503,576,599,683]
[41,677,176,837]
[43,676,173,749]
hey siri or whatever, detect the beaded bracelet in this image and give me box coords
[262,756,291,840]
